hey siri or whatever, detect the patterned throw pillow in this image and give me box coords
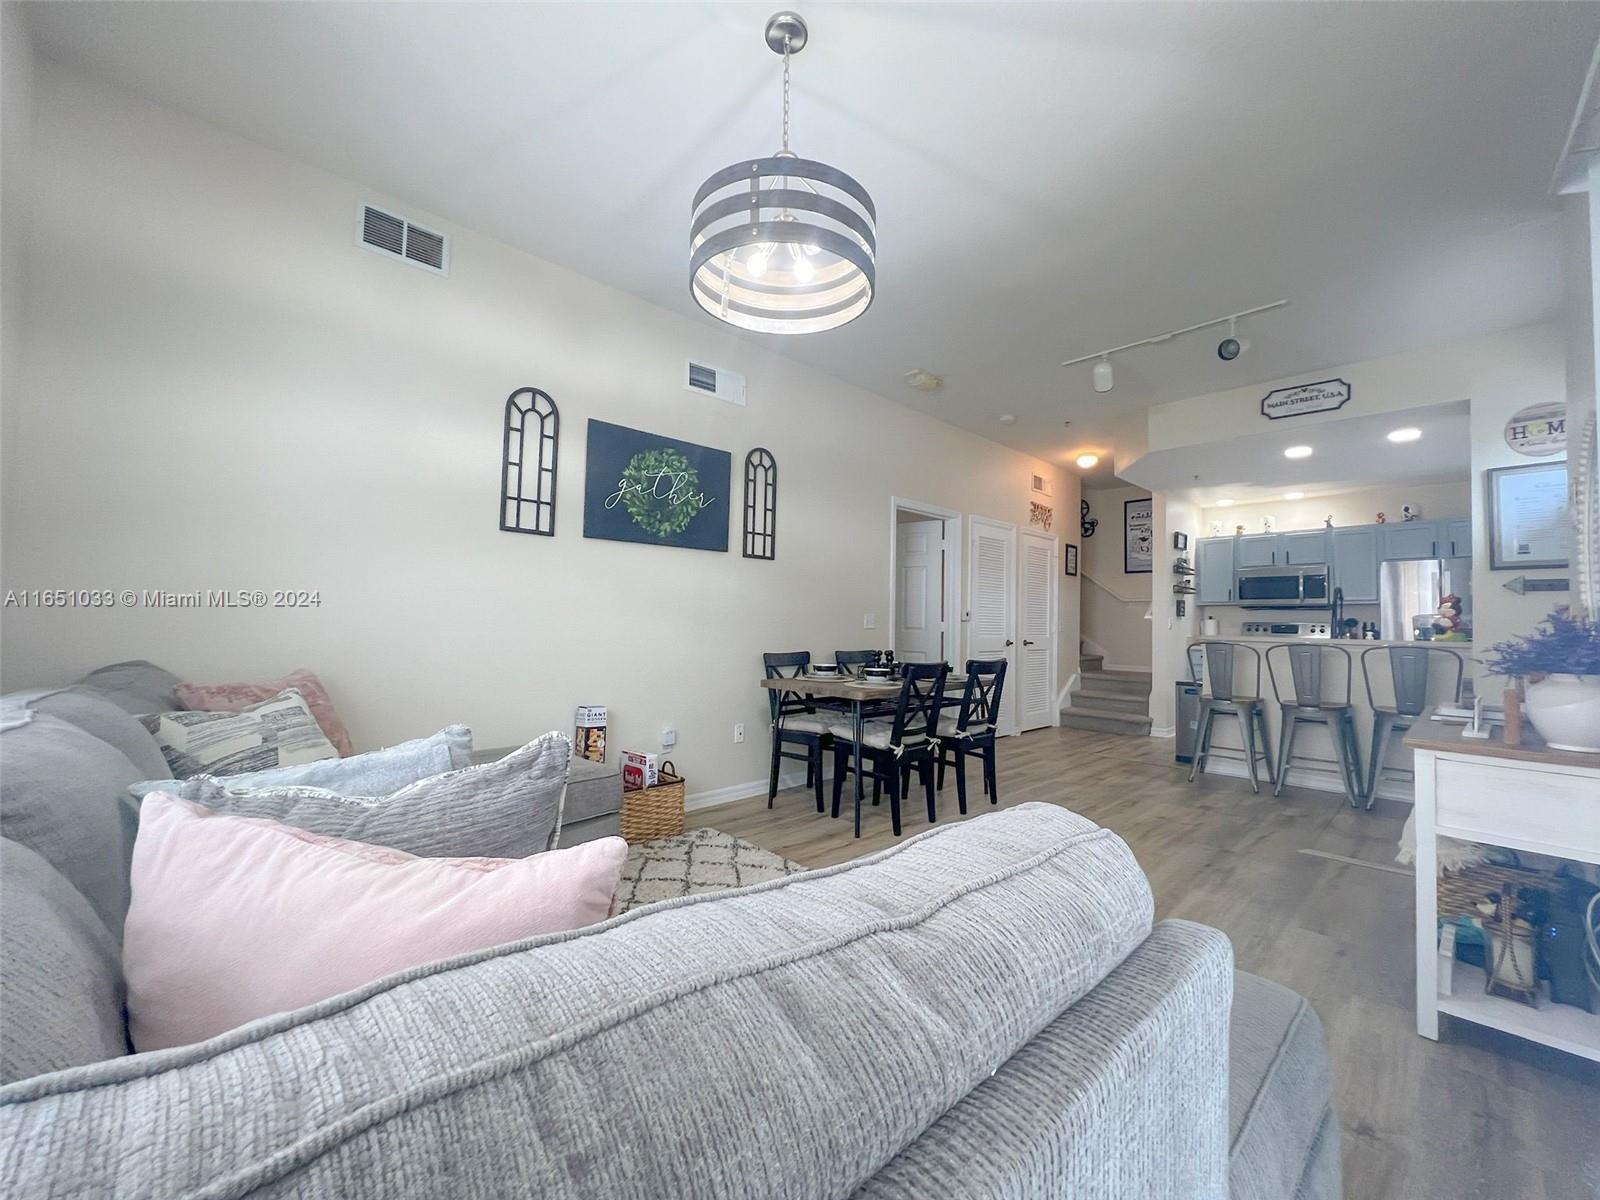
[176,670,354,757]
[140,689,338,779]
[167,733,571,859]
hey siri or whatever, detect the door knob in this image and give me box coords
[1004,639,1014,647]
[1022,639,1035,646]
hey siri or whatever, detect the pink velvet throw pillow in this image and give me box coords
[124,793,627,1051]
[177,669,355,756]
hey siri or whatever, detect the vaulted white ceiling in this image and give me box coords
[22,2,1600,469]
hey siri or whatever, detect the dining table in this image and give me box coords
[759,671,966,838]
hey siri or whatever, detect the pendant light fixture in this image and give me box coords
[690,12,876,335]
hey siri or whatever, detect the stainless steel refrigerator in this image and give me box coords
[1378,557,1472,640]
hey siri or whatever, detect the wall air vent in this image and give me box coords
[685,360,746,406]
[357,204,449,276]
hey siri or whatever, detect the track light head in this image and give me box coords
[1217,317,1250,362]
[1092,356,1114,393]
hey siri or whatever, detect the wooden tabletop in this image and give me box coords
[1404,707,1600,771]
[759,674,966,701]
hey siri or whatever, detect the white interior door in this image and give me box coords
[968,517,1017,734]
[895,519,945,662]
[1017,532,1058,731]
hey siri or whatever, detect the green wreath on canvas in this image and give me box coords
[620,448,700,538]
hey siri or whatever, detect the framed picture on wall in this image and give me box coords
[1064,543,1078,576]
[1124,497,1154,574]
[1487,461,1568,570]
[1173,531,1189,551]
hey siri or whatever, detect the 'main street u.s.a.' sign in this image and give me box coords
[1260,378,1352,420]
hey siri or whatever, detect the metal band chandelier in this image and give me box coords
[690,11,876,335]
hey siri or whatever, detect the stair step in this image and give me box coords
[1060,706,1153,736]
[1077,670,1153,698]
[1069,688,1149,714]
[1079,654,1104,673]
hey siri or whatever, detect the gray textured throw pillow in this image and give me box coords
[139,689,337,779]
[163,733,571,859]
[130,725,474,803]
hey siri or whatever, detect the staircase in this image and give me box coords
[1062,650,1153,736]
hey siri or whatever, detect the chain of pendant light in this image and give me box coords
[781,34,792,154]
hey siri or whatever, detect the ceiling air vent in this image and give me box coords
[685,360,746,406]
[357,204,449,276]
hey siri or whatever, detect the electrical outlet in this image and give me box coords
[863,612,876,629]
[732,723,745,744]
[661,726,677,748]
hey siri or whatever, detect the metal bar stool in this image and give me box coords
[1186,641,1277,794]
[1360,645,1465,810]
[1266,643,1365,807]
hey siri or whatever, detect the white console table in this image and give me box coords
[1408,716,1600,1061]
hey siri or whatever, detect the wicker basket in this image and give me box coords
[1437,861,1553,922]
[619,760,686,844]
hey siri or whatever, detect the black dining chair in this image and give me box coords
[935,659,1008,814]
[834,649,895,717]
[762,651,828,812]
[827,662,948,837]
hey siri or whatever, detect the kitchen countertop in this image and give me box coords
[1193,635,1472,649]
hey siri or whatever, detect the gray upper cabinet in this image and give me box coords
[1234,534,1279,568]
[1380,520,1439,561]
[1441,518,1472,558]
[1196,538,1235,604]
[1330,527,1380,603]
[1280,531,1328,565]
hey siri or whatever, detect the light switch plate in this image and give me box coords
[863,612,877,629]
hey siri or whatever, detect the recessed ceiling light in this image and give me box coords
[1284,491,1305,501]
[1215,498,1234,507]
[1075,453,1099,469]
[1284,445,1313,459]
[1387,427,1422,443]
[997,413,1016,424]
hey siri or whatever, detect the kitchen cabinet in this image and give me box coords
[1196,538,1235,604]
[1280,531,1329,565]
[1234,535,1279,568]
[1441,519,1473,558]
[1331,526,1380,603]
[1380,521,1439,561]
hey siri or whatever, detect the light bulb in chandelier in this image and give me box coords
[746,248,770,278]
[792,247,815,283]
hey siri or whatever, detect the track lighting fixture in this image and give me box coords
[1092,356,1114,393]
[1062,300,1286,390]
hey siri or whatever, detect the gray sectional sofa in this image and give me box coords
[0,661,1340,1198]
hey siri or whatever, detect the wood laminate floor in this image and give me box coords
[691,725,1600,1200]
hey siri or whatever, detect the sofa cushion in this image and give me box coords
[0,803,1153,1198]
[75,661,182,716]
[177,669,355,757]
[0,839,128,1084]
[565,754,622,825]
[139,689,337,778]
[25,687,170,780]
[163,733,569,858]
[1228,971,1342,1200]
[130,725,473,803]
[124,794,626,1051]
[0,711,141,936]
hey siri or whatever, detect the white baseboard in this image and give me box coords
[686,767,808,813]
[1149,725,1175,738]
[1057,673,1080,710]
[1197,756,1412,804]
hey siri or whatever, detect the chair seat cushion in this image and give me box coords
[779,715,830,736]
[828,719,932,751]
[937,715,995,739]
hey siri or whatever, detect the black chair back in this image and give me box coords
[889,662,949,749]
[834,650,879,677]
[956,658,1008,734]
[762,651,814,723]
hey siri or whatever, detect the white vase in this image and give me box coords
[1523,673,1600,753]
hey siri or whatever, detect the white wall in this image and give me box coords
[0,62,1081,802]
[1148,492,1200,735]
[1,2,33,519]
[1078,484,1151,668]
[1196,479,1469,538]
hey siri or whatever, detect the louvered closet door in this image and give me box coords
[1017,532,1058,731]
[968,518,1017,735]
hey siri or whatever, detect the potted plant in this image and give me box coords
[1483,609,1600,753]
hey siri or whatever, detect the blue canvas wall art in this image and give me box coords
[582,420,731,552]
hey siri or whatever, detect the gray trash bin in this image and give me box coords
[1175,681,1202,764]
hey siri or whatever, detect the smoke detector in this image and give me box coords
[902,368,943,393]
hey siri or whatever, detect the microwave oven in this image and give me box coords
[1235,563,1331,609]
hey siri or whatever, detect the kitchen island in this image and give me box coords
[1185,637,1475,803]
